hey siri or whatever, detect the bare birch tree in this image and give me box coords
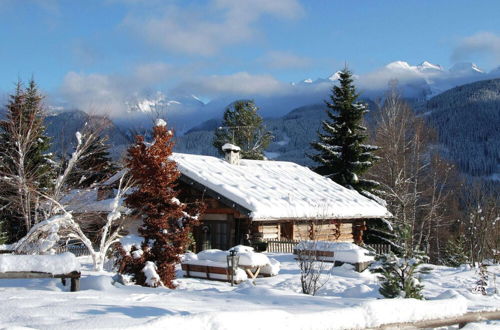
[14,171,133,271]
[369,84,457,259]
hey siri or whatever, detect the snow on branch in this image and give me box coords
[14,172,133,271]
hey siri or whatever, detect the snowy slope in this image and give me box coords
[0,255,498,329]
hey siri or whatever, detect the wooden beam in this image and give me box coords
[0,271,81,292]
[205,208,238,215]
[0,271,80,279]
[369,310,500,329]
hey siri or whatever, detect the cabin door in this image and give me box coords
[200,221,229,251]
[280,222,293,240]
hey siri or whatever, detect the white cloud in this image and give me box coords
[122,0,303,56]
[259,51,311,70]
[178,72,287,96]
[60,62,179,117]
[452,32,500,64]
[60,72,130,117]
[133,62,174,85]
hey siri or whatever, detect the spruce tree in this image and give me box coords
[23,79,54,188]
[116,120,202,288]
[0,79,55,242]
[310,68,379,193]
[213,100,272,160]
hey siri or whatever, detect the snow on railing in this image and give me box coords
[265,239,391,255]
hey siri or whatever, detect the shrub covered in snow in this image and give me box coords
[371,251,429,299]
[440,237,470,267]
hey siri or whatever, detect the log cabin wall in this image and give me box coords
[291,221,354,242]
[240,218,369,245]
[249,219,364,243]
[252,223,280,240]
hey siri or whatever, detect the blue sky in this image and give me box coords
[1,0,500,115]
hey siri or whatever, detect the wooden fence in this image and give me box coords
[56,245,92,257]
[264,239,391,255]
[265,239,299,253]
[365,243,392,255]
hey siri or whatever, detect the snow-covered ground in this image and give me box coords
[0,253,498,329]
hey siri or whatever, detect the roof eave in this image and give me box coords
[179,173,253,217]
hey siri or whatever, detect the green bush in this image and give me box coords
[440,237,470,267]
[371,251,429,299]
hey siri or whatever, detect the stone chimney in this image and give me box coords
[222,143,241,165]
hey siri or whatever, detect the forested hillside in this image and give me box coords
[421,79,500,177]
[45,110,129,159]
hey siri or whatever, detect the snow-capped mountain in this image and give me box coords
[126,92,204,114]
[449,62,484,75]
[383,60,444,75]
[328,71,342,81]
[417,61,444,73]
[295,61,500,100]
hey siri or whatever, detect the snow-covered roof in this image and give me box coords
[172,153,390,221]
[61,189,127,213]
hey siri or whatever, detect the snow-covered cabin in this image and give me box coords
[65,148,390,251]
[171,148,389,251]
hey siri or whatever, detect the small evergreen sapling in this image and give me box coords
[440,237,470,267]
[472,264,494,295]
[116,119,203,288]
[372,251,429,299]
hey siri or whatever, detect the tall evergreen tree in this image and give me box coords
[0,79,55,242]
[310,68,379,193]
[116,120,202,288]
[213,100,272,160]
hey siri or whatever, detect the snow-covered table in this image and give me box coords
[181,246,280,283]
[294,241,375,272]
[0,252,81,291]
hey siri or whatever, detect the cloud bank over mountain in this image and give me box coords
[53,58,500,135]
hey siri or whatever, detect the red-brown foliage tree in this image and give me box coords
[116,120,202,288]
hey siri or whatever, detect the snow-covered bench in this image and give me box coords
[0,252,81,291]
[181,246,280,283]
[294,241,374,272]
